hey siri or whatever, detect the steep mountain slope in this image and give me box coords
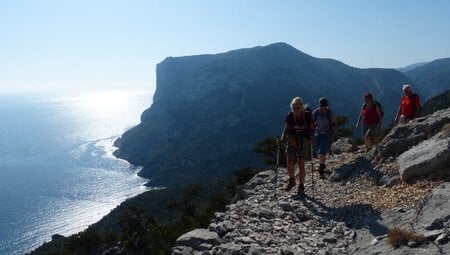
[405,58,450,100]
[114,42,413,186]
[397,62,428,73]
[421,90,450,116]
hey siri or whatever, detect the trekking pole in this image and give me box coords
[275,143,280,201]
[310,145,315,200]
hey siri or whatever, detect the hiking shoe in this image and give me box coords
[319,169,325,179]
[298,183,305,194]
[285,178,296,191]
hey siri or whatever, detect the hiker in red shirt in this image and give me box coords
[355,93,382,152]
[395,84,421,125]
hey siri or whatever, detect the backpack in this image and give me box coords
[364,100,384,118]
[410,94,420,117]
[312,108,335,132]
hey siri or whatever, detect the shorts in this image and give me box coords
[286,135,311,161]
[399,115,411,125]
[363,124,379,138]
[315,133,331,155]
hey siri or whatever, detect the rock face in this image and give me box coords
[398,131,450,182]
[370,108,450,163]
[414,183,450,233]
[115,42,415,186]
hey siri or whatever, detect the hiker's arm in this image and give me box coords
[355,106,363,128]
[279,123,288,144]
[395,104,402,124]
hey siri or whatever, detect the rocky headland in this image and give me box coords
[172,108,450,255]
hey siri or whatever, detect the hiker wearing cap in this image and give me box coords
[395,84,421,125]
[355,93,382,152]
[312,97,335,179]
[279,97,314,195]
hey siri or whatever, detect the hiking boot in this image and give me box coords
[298,183,305,194]
[285,178,296,191]
[319,169,325,179]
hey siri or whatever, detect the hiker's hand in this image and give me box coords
[276,138,285,145]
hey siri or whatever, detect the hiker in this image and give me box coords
[395,84,421,125]
[312,97,335,179]
[355,93,382,152]
[279,97,314,195]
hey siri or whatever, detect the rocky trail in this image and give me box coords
[173,109,450,255]
[173,151,448,255]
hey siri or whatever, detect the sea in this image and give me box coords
[0,91,152,255]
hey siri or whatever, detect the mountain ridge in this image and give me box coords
[114,42,417,186]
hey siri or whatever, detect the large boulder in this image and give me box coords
[369,108,450,163]
[414,183,450,234]
[175,228,220,250]
[398,131,450,183]
[234,170,275,201]
[331,137,357,154]
[329,157,376,182]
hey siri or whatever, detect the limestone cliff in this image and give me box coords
[114,42,415,186]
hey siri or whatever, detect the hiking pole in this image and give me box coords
[310,145,315,200]
[275,143,280,201]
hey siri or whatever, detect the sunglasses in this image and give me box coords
[293,107,302,110]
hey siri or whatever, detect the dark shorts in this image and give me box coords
[286,135,311,161]
[315,133,331,155]
[363,124,379,138]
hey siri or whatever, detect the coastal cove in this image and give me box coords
[0,91,152,254]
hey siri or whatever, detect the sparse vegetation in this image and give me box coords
[334,115,353,141]
[387,227,425,248]
[253,137,286,166]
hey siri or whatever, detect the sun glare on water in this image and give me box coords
[80,91,136,110]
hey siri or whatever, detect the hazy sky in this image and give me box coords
[1,0,449,95]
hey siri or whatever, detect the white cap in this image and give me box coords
[403,84,412,91]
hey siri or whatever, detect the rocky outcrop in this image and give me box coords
[175,229,220,250]
[328,156,381,183]
[414,183,450,234]
[331,137,357,154]
[369,108,450,163]
[398,131,450,182]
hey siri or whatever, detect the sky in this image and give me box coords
[1,0,449,95]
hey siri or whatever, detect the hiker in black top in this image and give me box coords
[312,97,335,179]
[279,97,314,195]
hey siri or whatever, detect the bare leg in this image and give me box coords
[298,159,305,184]
[285,155,296,191]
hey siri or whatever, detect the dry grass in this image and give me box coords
[387,227,425,248]
[442,123,450,136]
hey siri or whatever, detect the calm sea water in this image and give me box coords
[0,91,152,255]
